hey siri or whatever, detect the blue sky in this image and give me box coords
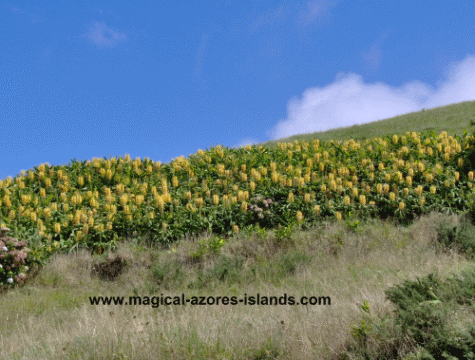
[1,1,475,180]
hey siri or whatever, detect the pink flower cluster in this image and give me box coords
[0,235,32,288]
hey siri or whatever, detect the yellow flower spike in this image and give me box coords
[194,197,204,208]
[359,195,366,206]
[241,201,247,212]
[233,225,239,234]
[296,211,303,223]
[288,192,295,203]
[399,202,405,210]
[304,193,311,203]
[415,186,422,196]
[314,205,320,214]
[469,171,474,181]
[336,212,342,221]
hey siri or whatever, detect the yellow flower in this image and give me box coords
[399,202,405,210]
[314,205,320,214]
[241,201,247,212]
[359,195,366,206]
[233,225,239,234]
[194,197,204,208]
[336,212,342,221]
[296,211,303,223]
[288,192,295,203]
[304,193,311,203]
[415,185,423,197]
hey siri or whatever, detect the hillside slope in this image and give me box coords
[260,100,475,148]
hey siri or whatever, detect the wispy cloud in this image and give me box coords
[247,4,291,34]
[193,32,211,79]
[297,0,336,26]
[268,55,475,140]
[10,6,23,14]
[9,6,44,23]
[247,0,337,34]
[81,21,128,47]
[361,32,388,72]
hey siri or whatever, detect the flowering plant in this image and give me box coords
[0,229,37,291]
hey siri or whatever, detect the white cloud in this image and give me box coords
[81,21,128,47]
[268,55,475,140]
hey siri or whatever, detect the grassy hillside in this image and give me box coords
[1,100,475,359]
[260,100,475,148]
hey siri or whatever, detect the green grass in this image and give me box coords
[1,100,475,359]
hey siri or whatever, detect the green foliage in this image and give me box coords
[434,217,475,259]
[383,270,475,359]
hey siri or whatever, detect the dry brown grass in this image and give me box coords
[1,211,474,359]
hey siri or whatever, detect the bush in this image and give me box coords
[0,227,42,292]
